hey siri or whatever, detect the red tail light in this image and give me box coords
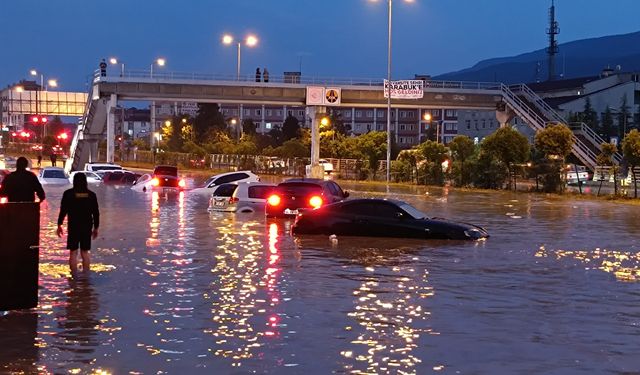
[0,197,7,204]
[229,196,239,204]
[309,195,323,209]
[178,179,186,188]
[151,178,160,187]
[267,194,281,206]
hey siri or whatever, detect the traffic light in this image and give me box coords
[30,116,48,124]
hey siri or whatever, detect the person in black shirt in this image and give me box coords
[57,173,100,275]
[0,157,45,203]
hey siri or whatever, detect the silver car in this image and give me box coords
[209,182,276,213]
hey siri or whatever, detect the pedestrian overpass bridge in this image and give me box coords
[66,70,613,173]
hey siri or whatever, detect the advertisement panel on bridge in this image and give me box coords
[383,79,424,99]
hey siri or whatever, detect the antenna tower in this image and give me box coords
[546,0,560,81]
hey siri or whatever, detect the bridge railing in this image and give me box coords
[92,69,503,90]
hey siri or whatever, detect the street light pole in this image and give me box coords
[236,42,241,80]
[386,0,393,183]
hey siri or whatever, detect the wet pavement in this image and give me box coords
[1,176,640,374]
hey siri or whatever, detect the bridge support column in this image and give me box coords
[495,102,516,128]
[106,94,117,163]
[307,106,325,179]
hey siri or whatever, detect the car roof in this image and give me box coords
[334,198,407,206]
[42,167,65,171]
[212,170,254,176]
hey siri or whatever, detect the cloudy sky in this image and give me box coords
[2,0,639,91]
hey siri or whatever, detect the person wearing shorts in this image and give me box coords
[57,173,100,275]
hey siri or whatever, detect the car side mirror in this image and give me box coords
[343,191,350,198]
[396,212,405,220]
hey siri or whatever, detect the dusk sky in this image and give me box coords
[2,0,640,91]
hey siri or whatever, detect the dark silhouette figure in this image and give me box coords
[263,68,269,83]
[255,68,261,82]
[50,153,57,167]
[37,155,42,168]
[99,59,107,77]
[0,157,45,203]
[57,173,100,275]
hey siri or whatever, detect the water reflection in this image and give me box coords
[536,246,640,282]
[0,312,39,373]
[55,278,100,361]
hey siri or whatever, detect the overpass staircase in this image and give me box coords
[501,84,620,170]
[65,95,108,173]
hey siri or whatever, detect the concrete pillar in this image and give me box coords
[373,108,377,129]
[150,101,156,150]
[261,104,266,131]
[307,106,325,179]
[106,94,117,163]
[351,108,355,131]
[495,105,516,127]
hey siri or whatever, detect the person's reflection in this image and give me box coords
[0,311,38,373]
[56,277,100,361]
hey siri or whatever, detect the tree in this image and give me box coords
[417,140,449,185]
[354,131,387,178]
[328,108,351,136]
[194,103,226,141]
[618,94,631,141]
[482,127,530,189]
[582,97,599,131]
[268,125,284,147]
[242,119,257,135]
[448,135,476,186]
[534,123,574,192]
[622,129,640,198]
[282,115,301,141]
[600,106,614,141]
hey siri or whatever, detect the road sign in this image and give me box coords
[306,86,325,105]
[324,87,341,106]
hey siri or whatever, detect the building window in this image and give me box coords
[446,109,455,117]
[366,111,373,117]
[345,111,351,118]
[400,111,407,118]
[407,137,414,144]
[287,110,293,116]
[276,110,282,116]
[408,111,415,118]
[366,124,372,131]
[432,110,440,116]
[356,110,362,117]
[377,110,384,118]
[378,124,383,130]
[399,137,406,143]
[245,109,251,116]
[482,120,486,129]
[474,120,479,129]
[267,109,272,116]
[298,110,304,116]
[256,109,262,116]
[466,120,471,129]
[400,124,406,130]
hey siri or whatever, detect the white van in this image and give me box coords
[84,162,123,172]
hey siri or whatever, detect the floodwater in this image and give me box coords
[1,177,640,374]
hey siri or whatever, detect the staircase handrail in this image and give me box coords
[509,84,566,124]
[67,91,96,171]
[569,122,623,163]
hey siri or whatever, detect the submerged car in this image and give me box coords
[292,198,489,240]
[190,171,259,196]
[209,182,277,213]
[102,170,140,185]
[68,171,102,184]
[566,164,590,185]
[132,165,186,193]
[266,178,349,217]
[38,167,70,185]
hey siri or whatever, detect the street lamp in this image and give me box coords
[110,57,125,77]
[47,79,58,90]
[222,33,259,80]
[369,0,414,183]
[150,58,166,78]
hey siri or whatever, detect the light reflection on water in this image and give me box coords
[1,181,639,374]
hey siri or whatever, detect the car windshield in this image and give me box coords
[400,203,428,220]
[91,165,123,171]
[213,184,238,197]
[154,166,178,176]
[202,177,215,187]
[43,170,67,179]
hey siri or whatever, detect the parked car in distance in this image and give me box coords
[132,165,186,193]
[0,156,31,170]
[266,178,349,218]
[68,171,102,184]
[0,169,10,189]
[305,159,334,178]
[101,170,140,185]
[209,182,277,213]
[191,171,259,196]
[38,167,70,185]
[292,198,489,240]
[84,162,124,172]
[566,164,590,185]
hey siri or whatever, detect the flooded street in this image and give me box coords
[2,177,640,374]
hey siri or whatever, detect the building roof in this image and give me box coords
[526,76,600,92]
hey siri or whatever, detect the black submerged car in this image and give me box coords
[266,178,349,217]
[292,198,489,240]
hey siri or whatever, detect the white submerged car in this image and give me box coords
[191,171,260,196]
[38,167,70,185]
[209,182,277,213]
[68,171,102,184]
[566,165,590,185]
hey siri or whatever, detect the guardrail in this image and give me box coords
[92,69,504,91]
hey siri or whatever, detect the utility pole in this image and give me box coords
[546,0,560,81]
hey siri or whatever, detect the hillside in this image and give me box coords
[434,31,640,84]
